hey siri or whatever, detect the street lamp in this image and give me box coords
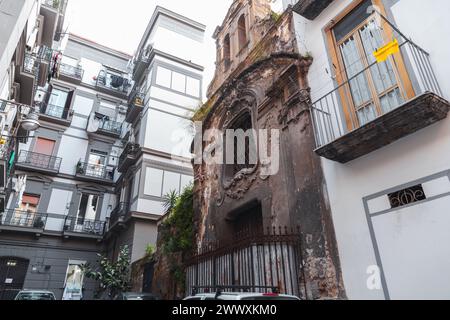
[20,109,40,132]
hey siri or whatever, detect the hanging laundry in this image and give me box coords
[110,75,124,88]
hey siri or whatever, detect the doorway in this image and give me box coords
[0,257,30,300]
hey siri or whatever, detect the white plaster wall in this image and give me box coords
[287,0,450,299]
[57,135,89,175]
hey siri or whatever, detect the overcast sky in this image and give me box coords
[64,0,283,100]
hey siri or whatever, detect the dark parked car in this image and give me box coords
[114,292,160,300]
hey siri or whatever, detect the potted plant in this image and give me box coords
[76,160,84,175]
[33,216,45,229]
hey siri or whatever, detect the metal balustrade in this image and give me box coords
[109,202,130,227]
[98,119,122,136]
[76,162,114,181]
[0,210,48,229]
[64,216,106,236]
[59,63,84,80]
[16,150,62,172]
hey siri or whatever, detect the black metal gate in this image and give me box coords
[186,227,305,297]
[0,257,30,300]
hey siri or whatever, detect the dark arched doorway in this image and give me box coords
[0,257,30,300]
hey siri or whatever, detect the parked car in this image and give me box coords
[14,290,56,300]
[184,292,300,301]
[114,292,160,300]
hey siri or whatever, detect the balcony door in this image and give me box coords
[32,138,55,168]
[86,151,107,179]
[330,0,414,129]
[16,194,40,227]
[76,193,99,231]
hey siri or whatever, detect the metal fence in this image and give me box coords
[310,12,443,149]
[185,227,304,297]
[76,162,114,181]
[59,63,84,80]
[16,151,62,172]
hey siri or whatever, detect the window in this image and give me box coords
[223,34,231,69]
[16,194,40,227]
[62,261,85,300]
[45,86,74,119]
[85,151,107,179]
[155,66,200,97]
[77,194,99,224]
[225,112,256,177]
[388,185,426,209]
[327,0,414,129]
[144,168,164,197]
[34,138,55,156]
[238,14,247,50]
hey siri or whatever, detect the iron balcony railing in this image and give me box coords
[0,210,48,229]
[59,63,84,80]
[119,143,141,167]
[96,70,131,94]
[16,150,62,172]
[23,53,39,74]
[64,216,106,236]
[109,202,130,227]
[76,162,114,181]
[98,119,122,136]
[42,0,61,10]
[39,103,70,120]
[310,15,443,149]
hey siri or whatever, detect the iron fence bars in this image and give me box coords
[185,227,304,297]
[58,63,84,80]
[76,162,114,181]
[16,150,62,172]
[64,216,106,236]
[39,103,67,119]
[310,15,444,150]
[96,70,130,95]
[0,210,48,229]
[98,119,122,136]
[109,202,130,227]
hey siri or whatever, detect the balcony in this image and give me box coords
[109,202,130,228]
[0,210,48,234]
[126,89,145,123]
[75,162,115,185]
[38,102,73,126]
[97,119,123,138]
[15,151,62,175]
[63,216,106,240]
[311,36,450,163]
[118,143,141,173]
[58,63,84,84]
[132,46,152,81]
[40,0,64,47]
[292,0,334,20]
[0,209,106,239]
[95,70,131,99]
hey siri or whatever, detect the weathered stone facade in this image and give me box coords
[192,0,346,299]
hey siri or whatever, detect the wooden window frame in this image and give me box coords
[324,0,415,131]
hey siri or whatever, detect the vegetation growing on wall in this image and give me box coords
[81,245,131,299]
[158,185,194,289]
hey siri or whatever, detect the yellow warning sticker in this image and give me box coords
[373,39,399,63]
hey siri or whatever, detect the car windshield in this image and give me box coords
[16,293,55,300]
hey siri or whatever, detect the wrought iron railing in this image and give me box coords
[0,210,48,229]
[109,202,130,227]
[41,0,61,10]
[59,63,84,80]
[64,216,106,236]
[76,162,114,181]
[98,119,122,136]
[39,103,69,119]
[118,143,140,167]
[185,226,304,297]
[23,53,39,74]
[310,14,443,149]
[16,150,62,172]
[96,70,131,94]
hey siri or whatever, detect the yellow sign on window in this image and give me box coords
[373,39,399,63]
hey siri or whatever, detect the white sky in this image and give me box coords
[64,0,283,100]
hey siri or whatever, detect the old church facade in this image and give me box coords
[188,0,346,300]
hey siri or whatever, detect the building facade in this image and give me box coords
[285,0,450,299]
[187,0,345,300]
[107,6,205,264]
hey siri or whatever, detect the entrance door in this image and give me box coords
[0,257,30,300]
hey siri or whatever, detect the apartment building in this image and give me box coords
[107,6,205,264]
[284,0,450,299]
[0,0,135,300]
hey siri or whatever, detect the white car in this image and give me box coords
[184,292,301,301]
[15,290,56,300]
